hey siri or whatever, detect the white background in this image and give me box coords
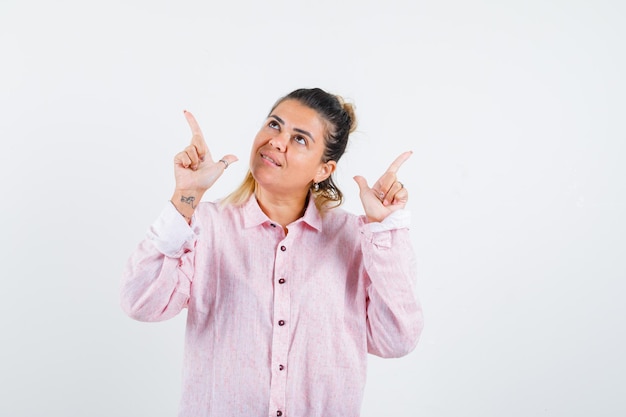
[1,0,624,416]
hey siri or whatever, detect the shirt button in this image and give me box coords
[280,245,286,251]
[277,411,283,416]
[278,320,285,326]
[278,278,286,284]
[279,364,284,371]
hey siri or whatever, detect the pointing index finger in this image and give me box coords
[386,151,413,174]
[183,110,209,158]
[184,110,204,137]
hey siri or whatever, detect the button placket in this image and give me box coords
[268,237,291,416]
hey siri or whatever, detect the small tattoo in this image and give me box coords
[180,195,196,209]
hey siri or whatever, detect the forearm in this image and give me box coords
[361,214,424,357]
[121,241,192,322]
[120,203,197,321]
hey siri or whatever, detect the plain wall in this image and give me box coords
[1,0,624,416]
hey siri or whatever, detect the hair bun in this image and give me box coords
[335,95,357,134]
[343,102,357,134]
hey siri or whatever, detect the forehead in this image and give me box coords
[270,100,328,136]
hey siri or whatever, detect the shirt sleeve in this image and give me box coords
[120,203,200,322]
[360,210,424,358]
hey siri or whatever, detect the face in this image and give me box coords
[249,99,336,197]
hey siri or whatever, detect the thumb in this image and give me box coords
[353,175,370,193]
[218,154,239,169]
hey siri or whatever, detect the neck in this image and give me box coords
[255,186,309,229]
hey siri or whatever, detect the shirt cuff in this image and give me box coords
[365,209,411,233]
[146,203,197,257]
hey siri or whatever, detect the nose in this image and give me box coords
[269,131,289,152]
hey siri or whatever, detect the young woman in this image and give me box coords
[121,88,423,417]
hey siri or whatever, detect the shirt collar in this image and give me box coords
[241,193,323,232]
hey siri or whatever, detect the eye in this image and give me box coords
[268,120,280,130]
[293,135,307,145]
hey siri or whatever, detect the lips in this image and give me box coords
[260,152,282,167]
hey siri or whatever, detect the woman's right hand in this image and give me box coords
[173,110,238,193]
[171,111,238,222]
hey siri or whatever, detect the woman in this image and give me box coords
[121,88,423,417]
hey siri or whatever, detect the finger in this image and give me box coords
[374,151,412,202]
[382,181,404,206]
[372,171,396,201]
[385,151,413,174]
[174,150,193,168]
[184,145,201,170]
[216,154,239,170]
[184,110,203,136]
[390,186,409,206]
[183,110,209,160]
[353,175,371,193]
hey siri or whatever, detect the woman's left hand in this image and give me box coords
[353,151,412,223]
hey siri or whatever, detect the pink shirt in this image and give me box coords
[121,195,423,417]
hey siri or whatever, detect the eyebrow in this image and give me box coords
[269,114,316,143]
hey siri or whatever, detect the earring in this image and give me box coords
[313,182,320,192]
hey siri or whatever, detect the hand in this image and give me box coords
[353,151,411,223]
[173,110,238,194]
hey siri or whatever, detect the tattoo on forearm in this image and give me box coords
[180,195,196,209]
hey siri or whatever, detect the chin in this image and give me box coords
[250,166,273,187]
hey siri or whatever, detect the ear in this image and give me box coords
[314,160,337,183]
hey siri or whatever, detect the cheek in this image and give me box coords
[249,134,264,158]
[252,132,263,147]
[293,155,323,177]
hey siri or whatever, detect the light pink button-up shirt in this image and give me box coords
[121,195,423,417]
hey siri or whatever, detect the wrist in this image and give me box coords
[169,200,192,223]
[171,189,204,224]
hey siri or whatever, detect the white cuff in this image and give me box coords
[365,209,411,233]
[146,203,197,257]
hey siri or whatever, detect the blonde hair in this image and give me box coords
[222,171,257,207]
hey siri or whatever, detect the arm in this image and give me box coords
[120,203,197,322]
[121,110,237,321]
[354,152,424,357]
[360,210,424,358]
